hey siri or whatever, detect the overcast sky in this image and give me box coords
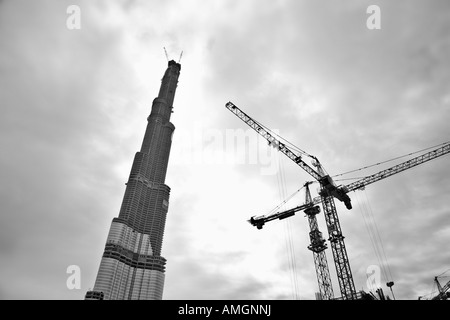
[1,0,449,300]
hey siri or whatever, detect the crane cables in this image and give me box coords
[251,116,331,178]
[252,116,316,159]
[437,268,450,278]
[275,152,301,300]
[266,185,305,216]
[332,141,450,180]
[354,188,395,298]
[421,280,439,300]
[421,269,450,300]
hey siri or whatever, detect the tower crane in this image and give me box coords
[418,272,450,300]
[431,276,450,300]
[225,101,450,299]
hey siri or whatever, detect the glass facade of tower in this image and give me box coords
[86,60,181,300]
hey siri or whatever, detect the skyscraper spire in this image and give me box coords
[85,60,181,300]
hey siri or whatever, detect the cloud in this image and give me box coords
[0,0,139,299]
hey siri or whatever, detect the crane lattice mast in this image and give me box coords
[304,182,334,300]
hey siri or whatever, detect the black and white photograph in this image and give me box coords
[0,0,449,305]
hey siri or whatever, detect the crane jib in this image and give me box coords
[344,142,450,193]
[225,101,322,181]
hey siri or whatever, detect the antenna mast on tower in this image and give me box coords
[163,47,169,62]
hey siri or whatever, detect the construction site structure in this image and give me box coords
[225,101,450,300]
[432,276,450,300]
[86,60,181,300]
[419,274,450,300]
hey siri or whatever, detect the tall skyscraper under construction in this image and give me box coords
[86,60,181,300]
